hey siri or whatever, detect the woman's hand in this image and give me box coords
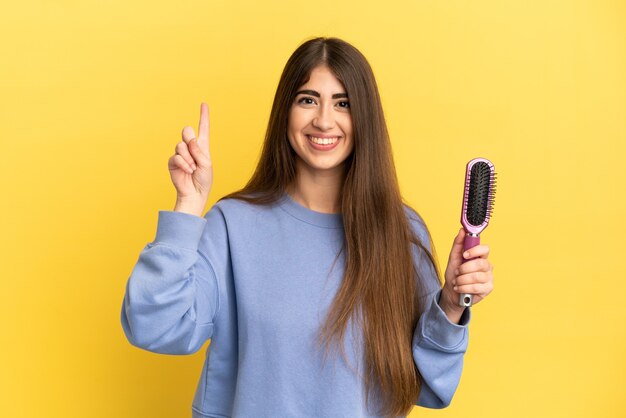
[439,228,494,320]
[168,103,213,212]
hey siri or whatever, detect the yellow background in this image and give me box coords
[1,0,624,417]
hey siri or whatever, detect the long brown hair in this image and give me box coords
[222,37,441,417]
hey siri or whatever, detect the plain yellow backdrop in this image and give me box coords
[1,0,624,417]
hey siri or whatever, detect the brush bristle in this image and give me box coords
[465,162,496,226]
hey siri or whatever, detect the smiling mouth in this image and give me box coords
[307,135,340,145]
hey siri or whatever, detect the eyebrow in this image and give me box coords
[295,89,348,99]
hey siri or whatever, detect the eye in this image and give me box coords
[337,101,350,109]
[297,96,316,105]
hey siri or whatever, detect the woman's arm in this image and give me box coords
[120,209,224,355]
[405,209,471,408]
[408,213,494,408]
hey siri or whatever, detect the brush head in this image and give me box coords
[461,158,496,234]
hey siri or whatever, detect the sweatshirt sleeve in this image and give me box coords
[413,288,470,408]
[405,207,471,409]
[120,209,224,355]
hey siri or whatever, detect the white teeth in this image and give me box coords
[309,136,339,145]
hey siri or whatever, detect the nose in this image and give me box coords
[312,104,335,131]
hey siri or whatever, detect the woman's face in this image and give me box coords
[287,65,354,177]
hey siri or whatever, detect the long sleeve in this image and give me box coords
[405,207,471,409]
[120,210,222,355]
[413,288,470,408]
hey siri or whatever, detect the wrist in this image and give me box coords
[174,196,206,217]
[438,288,466,324]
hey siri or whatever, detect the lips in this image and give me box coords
[306,135,341,151]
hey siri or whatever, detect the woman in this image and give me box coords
[121,37,494,418]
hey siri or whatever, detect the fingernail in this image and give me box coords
[463,251,470,259]
[454,269,459,275]
[453,286,458,291]
[452,280,456,285]
[192,164,197,170]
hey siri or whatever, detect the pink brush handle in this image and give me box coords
[463,235,480,252]
[459,234,480,307]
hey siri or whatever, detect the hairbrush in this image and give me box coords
[459,158,496,307]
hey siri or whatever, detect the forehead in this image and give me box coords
[298,65,346,92]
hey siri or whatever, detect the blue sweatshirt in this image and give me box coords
[121,193,470,418]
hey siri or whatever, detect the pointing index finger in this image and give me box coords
[197,102,210,153]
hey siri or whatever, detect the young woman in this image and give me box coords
[121,37,494,418]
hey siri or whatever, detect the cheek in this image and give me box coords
[286,118,300,149]
[341,115,353,139]
[342,117,354,153]
[287,135,299,153]
[288,108,307,133]
[345,138,355,156]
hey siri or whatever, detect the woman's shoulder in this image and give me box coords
[199,195,272,239]
[210,191,283,220]
[402,203,427,231]
[402,203,432,250]
[212,193,265,215]
[403,204,425,225]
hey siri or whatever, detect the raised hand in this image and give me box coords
[168,103,213,215]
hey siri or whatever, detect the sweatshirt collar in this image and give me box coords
[278,192,344,229]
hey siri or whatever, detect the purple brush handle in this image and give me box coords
[459,234,480,307]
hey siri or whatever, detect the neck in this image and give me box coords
[288,159,345,214]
